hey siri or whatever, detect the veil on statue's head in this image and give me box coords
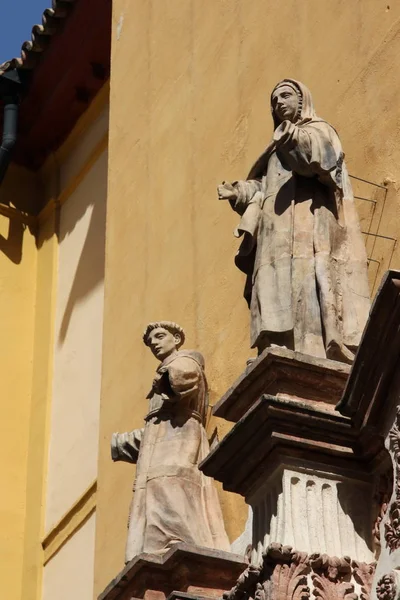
[271,79,317,128]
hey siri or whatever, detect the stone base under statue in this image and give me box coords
[201,346,384,585]
[98,544,247,600]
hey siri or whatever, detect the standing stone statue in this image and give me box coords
[218,79,370,363]
[112,321,230,562]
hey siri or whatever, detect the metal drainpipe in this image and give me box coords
[0,69,25,189]
[0,96,19,186]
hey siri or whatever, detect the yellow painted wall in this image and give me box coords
[21,212,58,600]
[95,0,400,595]
[0,87,109,600]
[0,165,41,600]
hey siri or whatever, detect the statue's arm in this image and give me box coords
[218,179,262,216]
[160,358,201,402]
[274,120,339,182]
[111,429,144,464]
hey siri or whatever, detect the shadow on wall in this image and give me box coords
[57,151,108,345]
[0,163,43,264]
[0,218,25,264]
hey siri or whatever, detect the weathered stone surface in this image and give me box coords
[336,270,400,599]
[223,544,375,600]
[203,394,363,498]
[249,468,374,565]
[213,347,350,422]
[112,321,229,562]
[337,270,400,430]
[218,79,370,362]
[98,544,248,600]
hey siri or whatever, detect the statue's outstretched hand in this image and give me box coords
[273,120,296,146]
[217,181,238,201]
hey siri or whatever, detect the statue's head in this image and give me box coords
[270,79,316,128]
[271,83,300,124]
[143,321,185,361]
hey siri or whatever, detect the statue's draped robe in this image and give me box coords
[230,80,370,361]
[112,351,230,561]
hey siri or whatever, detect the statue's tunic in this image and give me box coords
[230,80,370,361]
[112,350,230,561]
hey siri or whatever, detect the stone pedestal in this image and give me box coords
[201,347,383,598]
[98,544,247,600]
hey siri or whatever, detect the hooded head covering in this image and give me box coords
[271,78,317,128]
[247,79,326,179]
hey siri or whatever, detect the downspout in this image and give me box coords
[0,69,24,188]
[0,96,19,186]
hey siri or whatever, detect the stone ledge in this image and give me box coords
[202,394,374,498]
[337,269,400,431]
[98,544,247,600]
[212,347,350,423]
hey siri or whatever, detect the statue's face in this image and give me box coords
[271,85,299,123]
[147,327,181,360]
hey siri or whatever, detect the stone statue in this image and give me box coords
[111,321,230,562]
[218,79,370,363]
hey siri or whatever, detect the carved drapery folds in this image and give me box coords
[224,544,375,600]
[384,407,400,553]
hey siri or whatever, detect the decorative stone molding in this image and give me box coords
[249,469,374,566]
[352,561,375,600]
[310,554,356,600]
[263,544,310,600]
[372,471,392,550]
[223,545,376,600]
[376,572,397,600]
[223,564,261,600]
[384,407,400,553]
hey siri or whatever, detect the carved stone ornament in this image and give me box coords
[223,544,375,600]
[384,407,400,553]
[310,554,356,600]
[352,561,376,600]
[376,573,397,600]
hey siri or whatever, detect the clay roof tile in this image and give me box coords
[0,0,78,75]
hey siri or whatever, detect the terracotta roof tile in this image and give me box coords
[0,0,78,75]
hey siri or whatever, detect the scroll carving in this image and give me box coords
[310,554,356,600]
[224,545,375,600]
[384,407,400,553]
[223,564,261,600]
[376,573,396,600]
[352,561,375,600]
[263,544,310,600]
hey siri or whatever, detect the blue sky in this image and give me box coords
[0,0,51,64]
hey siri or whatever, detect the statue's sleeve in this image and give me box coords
[277,123,341,187]
[111,429,144,464]
[164,358,202,402]
[229,179,262,216]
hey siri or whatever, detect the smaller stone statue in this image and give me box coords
[112,321,230,562]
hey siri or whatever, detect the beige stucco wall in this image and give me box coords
[95,0,400,594]
[45,149,107,530]
[42,513,96,600]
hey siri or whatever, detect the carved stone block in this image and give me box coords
[213,348,350,423]
[98,544,247,600]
